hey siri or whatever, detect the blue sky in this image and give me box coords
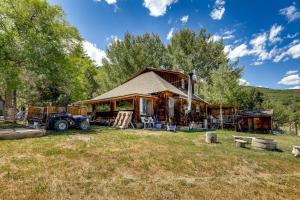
[48,0,300,90]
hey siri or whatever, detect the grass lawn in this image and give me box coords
[0,122,300,200]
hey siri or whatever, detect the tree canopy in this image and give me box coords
[99,28,242,97]
[0,0,98,109]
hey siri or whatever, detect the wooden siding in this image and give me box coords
[90,91,208,126]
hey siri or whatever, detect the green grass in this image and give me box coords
[0,122,300,199]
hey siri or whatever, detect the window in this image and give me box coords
[140,98,153,116]
[168,97,174,117]
[184,104,188,114]
[196,104,200,112]
[116,100,133,111]
[87,105,93,113]
[96,103,110,112]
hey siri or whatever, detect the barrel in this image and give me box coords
[251,137,277,151]
[205,132,217,143]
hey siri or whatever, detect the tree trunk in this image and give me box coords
[4,90,17,122]
[220,103,223,130]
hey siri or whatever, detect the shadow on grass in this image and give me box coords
[45,127,102,137]
[179,130,207,133]
[0,121,27,129]
[273,148,284,153]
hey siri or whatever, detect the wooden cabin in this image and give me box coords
[83,68,209,126]
[237,110,273,133]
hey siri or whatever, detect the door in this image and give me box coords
[248,118,253,131]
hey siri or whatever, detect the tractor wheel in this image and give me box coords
[55,120,68,131]
[79,119,90,130]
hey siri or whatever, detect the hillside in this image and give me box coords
[248,87,300,106]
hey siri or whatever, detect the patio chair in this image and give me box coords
[167,124,176,132]
[148,116,156,128]
[140,117,150,129]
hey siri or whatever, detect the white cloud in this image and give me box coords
[287,43,300,58]
[211,34,222,42]
[224,45,231,54]
[83,41,106,66]
[143,0,177,17]
[286,70,298,75]
[95,0,117,5]
[289,85,300,89]
[250,33,268,49]
[278,74,300,85]
[222,34,234,40]
[273,52,287,63]
[210,0,225,20]
[239,78,250,86]
[274,41,300,62]
[106,35,120,46]
[167,28,174,40]
[287,32,299,39]
[279,4,300,22]
[212,29,235,42]
[226,25,283,64]
[225,22,298,64]
[269,24,283,43]
[105,0,117,4]
[226,43,251,61]
[249,32,277,64]
[180,15,189,23]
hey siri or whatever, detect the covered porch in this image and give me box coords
[84,91,208,127]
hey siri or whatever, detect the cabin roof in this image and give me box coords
[85,71,206,103]
[208,104,238,109]
[237,110,273,117]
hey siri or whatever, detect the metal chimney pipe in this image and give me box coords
[187,72,193,112]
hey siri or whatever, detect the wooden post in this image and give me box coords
[111,100,116,112]
[296,122,299,136]
[133,97,140,123]
[220,103,223,130]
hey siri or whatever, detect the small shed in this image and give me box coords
[237,110,273,133]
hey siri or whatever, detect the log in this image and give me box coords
[206,132,217,143]
[0,128,46,140]
[251,137,277,151]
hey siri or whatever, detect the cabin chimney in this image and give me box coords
[187,72,193,112]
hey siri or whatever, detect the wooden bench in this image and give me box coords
[233,135,255,140]
[292,146,300,157]
[235,139,248,148]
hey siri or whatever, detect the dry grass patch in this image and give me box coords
[0,125,300,199]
